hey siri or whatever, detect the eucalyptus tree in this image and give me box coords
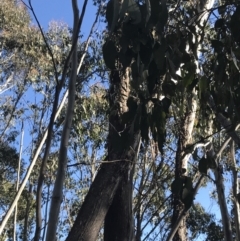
[0,0,96,238]
[65,0,240,241]
[1,0,240,240]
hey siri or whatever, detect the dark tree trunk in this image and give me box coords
[104,169,134,241]
[65,161,127,241]
[66,68,140,241]
[104,68,139,241]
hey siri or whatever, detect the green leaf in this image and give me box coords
[184,176,193,190]
[214,19,225,30]
[139,42,152,65]
[218,6,226,15]
[198,157,208,174]
[199,76,208,93]
[183,71,194,88]
[125,0,141,24]
[162,78,176,97]
[156,2,168,33]
[181,61,196,88]
[230,6,240,42]
[171,178,183,195]
[102,40,117,69]
[161,97,171,113]
[181,188,194,209]
[127,96,138,111]
[211,39,223,53]
[153,41,166,69]
[119,48,134,68]
[106,0,114,30]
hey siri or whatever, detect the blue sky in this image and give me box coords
[30,0,98,35]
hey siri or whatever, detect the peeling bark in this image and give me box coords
[171,91,197,241]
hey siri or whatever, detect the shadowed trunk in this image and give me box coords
[66,67,140,241]
[104,169,134,241]
[104,68,140,241]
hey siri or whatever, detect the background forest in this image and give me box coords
[0,0,240,241]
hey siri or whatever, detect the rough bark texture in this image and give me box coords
[65,161,125,241]
[104,170,134,241]
[172,91,197,241]
[104,68,139,241]
[66,67,140,241]
[65,142,138,241]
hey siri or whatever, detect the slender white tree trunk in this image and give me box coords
[0,89,68,235]
[45,1,79,240]
[170,0,215,240]
[13,122,24,241]
[206,142,233,241]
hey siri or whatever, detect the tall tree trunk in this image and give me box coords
[66,67,141,241]
[206,142,233,241]
[170,0,215,239]
[104,67,139,241]
[13,122,24,241]
[65,142,139,241]
[45,1,79,240]
[171,91,197,241]
[104,169,135,241]
[23,184,32,241]
[230,141,240,241]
